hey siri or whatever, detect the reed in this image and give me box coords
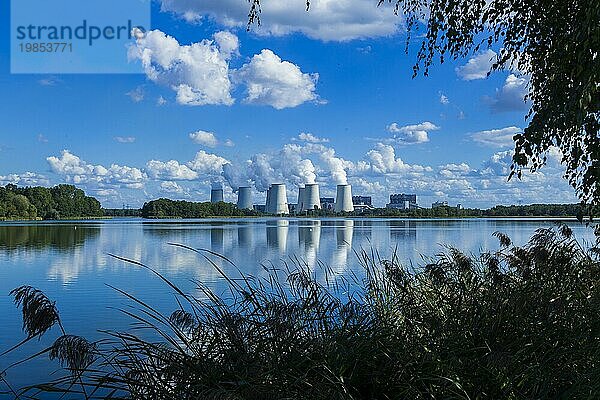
[2,224,599,399]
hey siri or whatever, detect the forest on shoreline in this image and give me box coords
[0,184,102,220]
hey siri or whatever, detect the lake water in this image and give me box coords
[0,217,595,391]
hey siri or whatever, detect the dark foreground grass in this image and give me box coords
[2,225,600,399]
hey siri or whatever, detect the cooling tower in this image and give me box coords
[269,183,289,215]
[236,186,253,210]
[265,187,273,213]
[334,184,354,212]
[210,185,224,203]
[303,183,320,211]
[297,186,306,212]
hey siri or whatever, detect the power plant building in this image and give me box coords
[320,197,335,211]
[386,194,418,210]
[352,196,372,206]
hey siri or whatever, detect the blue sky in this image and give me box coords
[0,0,577,208]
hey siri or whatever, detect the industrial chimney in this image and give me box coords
[210,183,224,203]
[236,186,253,210]
[334,184,354,212]
[303,183,320,211]
[269,183,289,215]
[297,186,306,212]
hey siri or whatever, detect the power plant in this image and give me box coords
[236,186,253,210]
[303,183,321,211]
[265,183,289,215]
[335,184,354,212]
[297,186,306,212]
[210,183,224,203]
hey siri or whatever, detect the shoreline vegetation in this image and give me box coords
[1,225,599,398]
[0,184,590,221]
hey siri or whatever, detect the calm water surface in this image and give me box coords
[0,217,595,390]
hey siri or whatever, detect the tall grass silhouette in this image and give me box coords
[1,224,599,399]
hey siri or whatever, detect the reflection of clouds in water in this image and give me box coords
[48,246,99,284]
[1,218,595,290]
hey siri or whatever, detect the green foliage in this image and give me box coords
[48,184,102,219]
[4,226,600,398]
[0,184,103,220]
[358,203,582,218]
[0,189,37,220]
[141,198,260,218]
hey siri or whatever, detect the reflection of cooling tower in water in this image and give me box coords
[298,220,321,268]
[336,220,354,247]
[303,184,320,211]
[266,220,289,253]
[297,186,306,212]
[332,220,355,273]
[237,224,253,247]
[210,227,224,253]
[335,184,354,212]
[267,184,289,215]
[236,186,253,210]
[298,220,322,248]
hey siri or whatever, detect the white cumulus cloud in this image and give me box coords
[295,133,329,143]
[456,50,497,80]
[114,136,136,143]
[471,126,521,148]
[47,150,146,189]
[0,172,49,186]
[128,30,235,106]
[129,30,319,110]
[146,160,199,181]
[235,49,319,109]
[357,143,431,174]
[187,150,230,175]
[385,121,440,144]
[485,74,530,113]
[159,0,402,42]
[189,130,219,147]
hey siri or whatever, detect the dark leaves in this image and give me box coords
[49,335,96,374]
[9,286,61,338]
[493,231,512,247]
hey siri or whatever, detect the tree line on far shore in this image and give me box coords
[0,184,586,220]
[360,204,584,218]
[0,184,102,220]
[140,198,260,218]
